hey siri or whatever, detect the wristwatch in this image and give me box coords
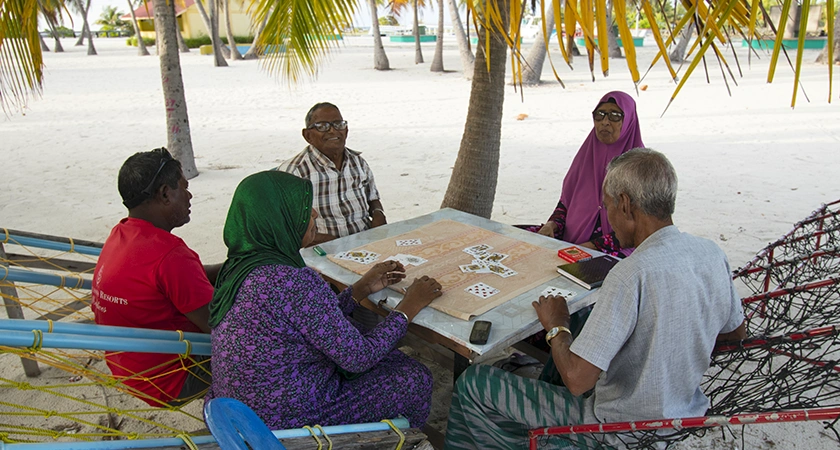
[545,326,572,346]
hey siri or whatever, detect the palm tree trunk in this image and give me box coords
[413,0,424,63]
[430,0,444,72]
[83,0,97,56]
[521,1,556,85]
[195,0,229,59]
[243,14,268,60]
[39,33,50,51]
[153,0,199,179]
[368,0,390,70]
[127,0,150,56]
[441,0,509,218]
[45,16,64,53]
[816,5,840,64]
[669,21,694,62]
[606,5,622,58]
[208,0,229,66]
[224,0,243,60]
[175,19,190,53]
[447,0,474,78]
[75,0,86,47]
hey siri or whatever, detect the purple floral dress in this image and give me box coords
[208,265,433,429]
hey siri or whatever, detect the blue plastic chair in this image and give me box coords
[204,398,286,450]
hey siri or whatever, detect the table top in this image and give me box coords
[301,208,600,363]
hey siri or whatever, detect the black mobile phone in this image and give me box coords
[469,320,492,345]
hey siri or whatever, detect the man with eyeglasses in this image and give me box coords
[92,148,220,407]
[277,102,386,246]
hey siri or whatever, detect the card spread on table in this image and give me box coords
[463,244,493,257]
[476,252,509,263]
[487,263,517,278]
[396,239,422,246]
[335,250,379,265]
[540,286,577,299]
[465,282,500,299]
[385,254,428,266]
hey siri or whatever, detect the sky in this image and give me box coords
[60,0,460,32]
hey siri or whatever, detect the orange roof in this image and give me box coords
[121,0,196,20]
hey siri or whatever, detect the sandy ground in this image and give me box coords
[2,36,839,448]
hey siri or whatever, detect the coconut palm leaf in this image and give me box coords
[594,0,607,76]
[250,0,358,84]
[0,0,43,115]
[612,0,638,84]
[641,0,676,81]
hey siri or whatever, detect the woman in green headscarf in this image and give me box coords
[208,171,442,430]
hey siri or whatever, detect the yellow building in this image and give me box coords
[122,0,257,40]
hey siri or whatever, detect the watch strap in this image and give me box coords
[545,326,572,346]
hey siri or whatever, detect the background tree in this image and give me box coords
[412,0,423,63]
[153,0,197,177]
[369,0,390,69]
[95,5,129,34]
[38,0,65,52]
[72,0,97,55]
[208,0,228,65]
[223,0,242,59]
[125,0,150,56]
[447,0,474,77]
[430,0,444,71]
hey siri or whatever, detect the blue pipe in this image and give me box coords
[5,235,102,256]
[0,419,410,449]
[2,266,91,290]
[0,319,210,344]
[0,330,211,356]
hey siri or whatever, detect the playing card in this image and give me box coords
[399,254,428,266]
[337,250,379,265]
[396,239,422,246]
[470,259,492,273]
[460,263,485,273]
[477,252,508,263]
[465,282,500,299]
[487,263,517,278]
[540,286,577,299]
[463,244,493,257]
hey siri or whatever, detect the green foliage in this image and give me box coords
[47,26,76,38]
[126,36,155,47]
[379,15,399,26]
[96,5,132,34]
[182,35,255,48]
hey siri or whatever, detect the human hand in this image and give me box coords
[396,276,442,322]
[579,240,597,250]
[537,222,557,237]
[532,295,571,331]
[354,260,406,299]
[371,212,387,228]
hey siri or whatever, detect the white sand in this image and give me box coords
[2,36,839,448]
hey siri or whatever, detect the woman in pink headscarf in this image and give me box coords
[532,91,644,256]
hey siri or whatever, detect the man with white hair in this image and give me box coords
[444,148,747,449]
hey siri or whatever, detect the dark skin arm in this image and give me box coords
[717,321,747,342]
[369,199,386,228]
[532,295,601,396]
[203,263,223,285]
[184,304,211,333]
[306,232,338,246]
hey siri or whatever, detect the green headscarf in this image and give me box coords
[209,171,313,327]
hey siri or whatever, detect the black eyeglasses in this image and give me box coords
[307,120,348,132]
[592,110,625,122]
[123,148,175,209]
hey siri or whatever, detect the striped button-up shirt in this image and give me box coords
[277,145,380,238]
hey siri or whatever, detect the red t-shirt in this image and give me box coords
[92,217,213,405]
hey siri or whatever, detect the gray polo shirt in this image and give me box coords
[571,225,744,424]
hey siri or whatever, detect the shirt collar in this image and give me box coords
[634,225,679,254]
[306,145,362,170]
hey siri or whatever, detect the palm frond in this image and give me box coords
[0,0,43,116]
[253,0,358,84]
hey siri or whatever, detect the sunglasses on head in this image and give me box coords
[307,120,348,132]
[123,148,175,209]
[592,110,624,122]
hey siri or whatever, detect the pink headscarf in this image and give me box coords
[559,91,644,245]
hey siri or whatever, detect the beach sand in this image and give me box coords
[2,36,839,448]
